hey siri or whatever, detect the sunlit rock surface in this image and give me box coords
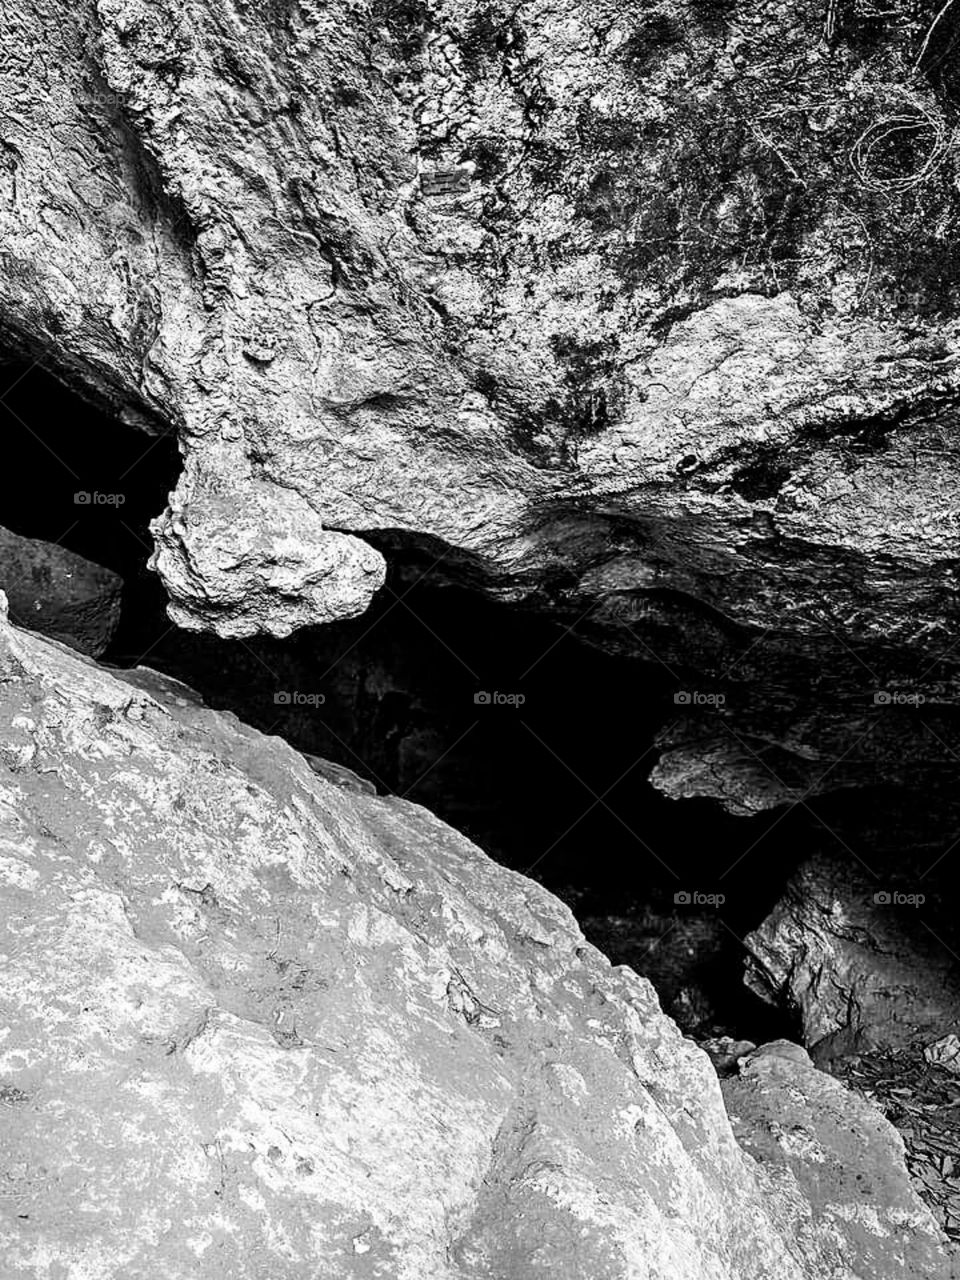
[0,601,955,1277]
[724,1045,954,1280]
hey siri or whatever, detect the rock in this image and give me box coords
[924,1035,960,1076]
[148,464,387,639]
[738,1039,814,1070]
[744,853,960,1057]
[723,1048,957,1279]
[0,610,954,1277]
[0,524,121,656]
[302,751,377,796]
[4,1,960,805]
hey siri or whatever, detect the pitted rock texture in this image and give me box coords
[3,2,960,803]
[0,600,955,1278]
[149,464,386,637]
[0,524,121,656]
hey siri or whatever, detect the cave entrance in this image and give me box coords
[0,348,811,1044]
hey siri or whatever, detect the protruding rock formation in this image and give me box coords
[745,852,960,1060]
[723,1044,953,1280]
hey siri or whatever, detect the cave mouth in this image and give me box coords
[9,347,955,1048]
[0,347,182,650]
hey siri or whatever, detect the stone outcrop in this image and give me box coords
[0,523,121,656]
[3,0,960,802]
[744,852,960,1060]
[0,598,955,1278]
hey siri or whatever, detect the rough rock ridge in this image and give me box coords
[744,852,960,1058]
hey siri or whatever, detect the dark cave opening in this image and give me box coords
[0,350,182,651]
[6,349,959,1051]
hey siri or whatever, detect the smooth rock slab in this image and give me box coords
[0,600,953,1278]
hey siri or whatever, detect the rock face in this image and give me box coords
[0,600,955,1278]
[0,524,122,656]
[3,0,960,801]
[723,1047,955,1280]
[744,853,960,1060]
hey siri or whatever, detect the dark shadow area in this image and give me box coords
[108,554,812,1041]
[0,350,182,628]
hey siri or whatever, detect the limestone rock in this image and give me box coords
[148,461,386,637]
[0,606,953,1277]
[302,751,378,796]
[0,524,121,656]
[738,1039,814,1070]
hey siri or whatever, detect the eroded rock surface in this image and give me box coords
[0,600,954,1278]
[3,1,960,800]
[0,524,121,656]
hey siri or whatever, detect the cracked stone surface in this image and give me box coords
[0,598,956,1277]
[744,851,960,1059]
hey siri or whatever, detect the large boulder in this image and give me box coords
[723,1042,954,1280]
[0,598,955,1277]
[0,524,121,656]
[744,852,960,1059]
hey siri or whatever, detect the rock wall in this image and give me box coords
[2,4,960,818]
